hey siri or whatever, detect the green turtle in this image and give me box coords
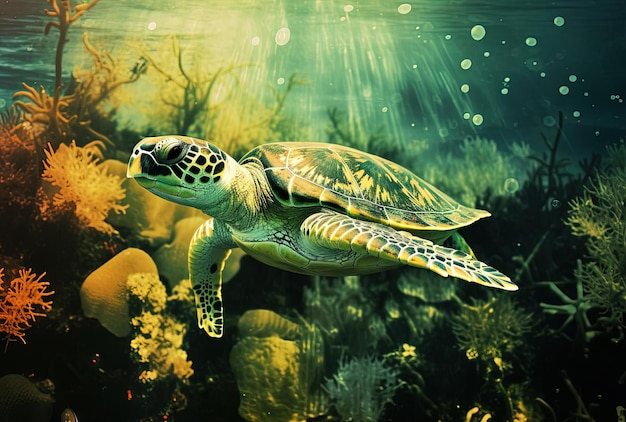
[127,135,517,338]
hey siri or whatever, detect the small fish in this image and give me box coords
[61,408,78,422]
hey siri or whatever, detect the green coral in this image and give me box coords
[324,355,401,422]
[565,144,626,338]
[41,141,127,234]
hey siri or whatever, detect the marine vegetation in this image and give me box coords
[0,268,54,346]
[41,141,127,234]
[565,143,626,341]
[324,354,402,422]
[12,0,142,150]
[451,294,537,420]
[124,38,307,157]
[12,0,99,145]
[422,136,533,207]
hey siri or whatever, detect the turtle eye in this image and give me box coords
[159,142,188,164]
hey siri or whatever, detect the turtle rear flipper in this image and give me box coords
[302,211,518,291]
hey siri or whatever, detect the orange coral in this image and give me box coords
[0,268,54,344]
[41,141,128,233]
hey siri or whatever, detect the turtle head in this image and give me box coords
[127,136,236,212]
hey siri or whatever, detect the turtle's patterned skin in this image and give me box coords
[127,136,517,338]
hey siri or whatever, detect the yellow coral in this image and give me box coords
[41,141,127,233]
[0,268,54,344]
[127,273,194,383]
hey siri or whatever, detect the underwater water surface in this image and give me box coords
[0,0,625,421]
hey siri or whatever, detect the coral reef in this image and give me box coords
[0,374,55,422]
[127,273,194,384]
[565,143,626,340]
[41,141,128,234]
[80,248,158,337]
[0,268,54,345]
[230,309,327,422]
[324,355,401,422]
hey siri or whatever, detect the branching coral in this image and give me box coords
[565,143,626,340]
[0,268,54,345]
[41,141,128,233]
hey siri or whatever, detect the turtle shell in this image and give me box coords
[240,142,490,236]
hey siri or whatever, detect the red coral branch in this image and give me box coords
[0,268,54,345]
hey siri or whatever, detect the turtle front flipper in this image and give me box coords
[189,218,236,338]
[302,211,517,291]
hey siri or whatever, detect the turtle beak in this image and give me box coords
[126,153,142,179]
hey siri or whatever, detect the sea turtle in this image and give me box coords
[127,136,517,338]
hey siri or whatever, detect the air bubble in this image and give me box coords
[543,115,556,127]
[472,114,484,126]
[525,37,537,47]
[504,178,520,193]
[398,4,411,14]
[471,25,486,41]
[275,27,291,46]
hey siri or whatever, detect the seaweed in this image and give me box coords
[564,144,626,342]
[12,0,142,151]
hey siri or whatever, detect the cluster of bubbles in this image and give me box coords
[457,15,577,129]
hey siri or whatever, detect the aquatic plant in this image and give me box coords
[41,141,127,234]
[324,355,401,422]
[304,275,387,355]
[451,295,536,420]
[423,136,532,207]
[13,0,100,144]
[451,295,535,366]
[565,143,626,340]
[129,37,306,156]
[0,268,54,345]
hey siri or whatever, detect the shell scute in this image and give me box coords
[242,142,489,232]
